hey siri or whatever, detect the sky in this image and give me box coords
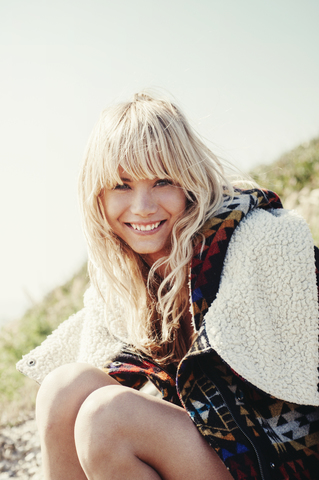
[1,0,319,323]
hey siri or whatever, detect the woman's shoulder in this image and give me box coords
[204,206,319,405]
[228,206,314,255]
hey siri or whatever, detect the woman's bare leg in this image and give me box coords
[75,385,233,480]
[36,363,233,480]
[36,363,120,480]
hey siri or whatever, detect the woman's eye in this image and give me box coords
[113,183,130,190]
[155,179,173,186]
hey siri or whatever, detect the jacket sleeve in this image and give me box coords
[16,285,124,384]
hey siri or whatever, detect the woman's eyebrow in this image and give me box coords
[119,177,132,182]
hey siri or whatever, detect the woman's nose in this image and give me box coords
[130,190,157,217]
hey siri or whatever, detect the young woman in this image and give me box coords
[17,93,319,480]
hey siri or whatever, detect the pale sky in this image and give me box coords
[1,0,319,323]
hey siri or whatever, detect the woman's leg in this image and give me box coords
[36,362,120,480]
[75,384,233,480]
[37,363,233,480]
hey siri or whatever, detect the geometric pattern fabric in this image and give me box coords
[178,346,319,480]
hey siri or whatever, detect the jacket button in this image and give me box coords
[236,389,245,402]
[270,462,276,469]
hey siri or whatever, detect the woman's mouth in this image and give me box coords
[125,220,166,232]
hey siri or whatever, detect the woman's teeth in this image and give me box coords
[130,222,161,231]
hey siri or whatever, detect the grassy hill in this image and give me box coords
[251,136,319,246]
[1,135,318,425]
[251,136,319,195]
[0,264,89,425]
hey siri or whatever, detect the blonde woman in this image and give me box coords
[17,93,319,480]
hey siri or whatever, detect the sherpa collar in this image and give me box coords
[191,188,282,330]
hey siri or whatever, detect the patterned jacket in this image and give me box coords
[17,189,319,480]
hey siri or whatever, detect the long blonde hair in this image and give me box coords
[78,92,233,363]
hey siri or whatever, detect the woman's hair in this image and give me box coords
[78,91,233,364]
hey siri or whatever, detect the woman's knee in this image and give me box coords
[74,385,136,469]
[75,385,134,441]
[36,363,116,437]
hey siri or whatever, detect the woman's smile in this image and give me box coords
[100,169,187,265]
[125,220,165,233]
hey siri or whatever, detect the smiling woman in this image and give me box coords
[100,172,187,265]
[77,93,231,366]
[17,92,319,480]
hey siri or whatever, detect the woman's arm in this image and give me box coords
[16,285,124,384]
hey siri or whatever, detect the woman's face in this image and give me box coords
[101,167,187,265]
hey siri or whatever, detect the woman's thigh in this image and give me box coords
[75,384,233,480]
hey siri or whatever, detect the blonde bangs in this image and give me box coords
[96,98,213,199]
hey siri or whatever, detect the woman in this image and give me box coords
[17,93,319,480]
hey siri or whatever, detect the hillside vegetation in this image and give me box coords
[0,264,89,425]
[251,136,319,246]
[1,135,318,425]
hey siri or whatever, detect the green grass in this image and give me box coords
[0,264,89,425]
[251,136,319,197]
[251,136,319,246]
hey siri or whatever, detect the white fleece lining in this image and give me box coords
[16,285,124,384]
[204,208,319,405]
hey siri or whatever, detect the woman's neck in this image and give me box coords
[141,254,169,280]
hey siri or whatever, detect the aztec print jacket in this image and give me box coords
[17,189,319,480]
